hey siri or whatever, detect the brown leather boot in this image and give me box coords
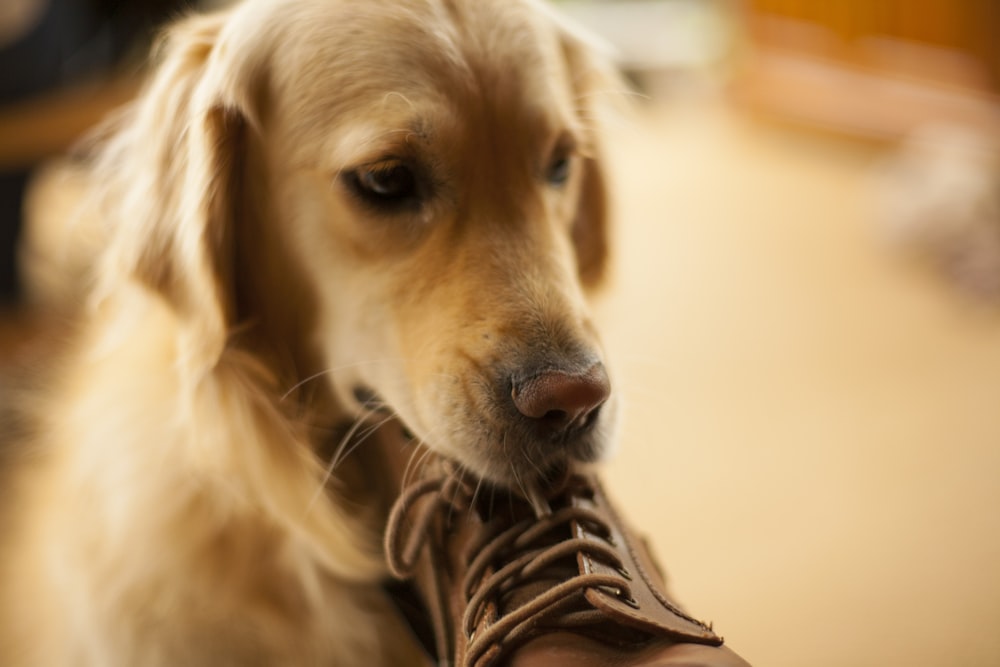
[378,424,750,667]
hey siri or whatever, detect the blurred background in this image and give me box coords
[2,1,1000,665]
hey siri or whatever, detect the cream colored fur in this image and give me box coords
[1,0,619,664]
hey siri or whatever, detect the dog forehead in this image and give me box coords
[255,0,575,156]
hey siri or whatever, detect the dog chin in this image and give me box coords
[444,419,613,491]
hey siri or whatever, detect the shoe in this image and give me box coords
[379,426,727,667]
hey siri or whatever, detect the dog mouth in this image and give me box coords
[351,385,417,439]
[349,374,610,488]
[352,385,390,415]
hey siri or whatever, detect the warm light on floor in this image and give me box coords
[597,100,1000,667]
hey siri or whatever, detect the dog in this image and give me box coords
[0,0,619,664]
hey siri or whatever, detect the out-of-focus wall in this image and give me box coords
[735,0,1000,140]
[746,0,1000,87]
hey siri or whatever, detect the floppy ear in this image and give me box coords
[573,149,611,289]
[101,11,257,365]
[556,20,623,290]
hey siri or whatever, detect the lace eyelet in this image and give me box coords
[619,592,640,609]
[617,566,632,581]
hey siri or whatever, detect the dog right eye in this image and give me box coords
[347,161,420,208]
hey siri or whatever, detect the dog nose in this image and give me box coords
[511,363,610,432]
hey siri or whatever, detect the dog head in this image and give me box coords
[114,0,620,487]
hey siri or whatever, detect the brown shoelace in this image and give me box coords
[385,466,691,666]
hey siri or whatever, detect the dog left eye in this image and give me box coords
[546,154,572,187]
[348,161,419,205]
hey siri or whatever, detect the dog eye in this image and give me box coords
[348,161,419,205]
[546,154,572,187]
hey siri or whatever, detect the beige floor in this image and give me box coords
[596,99,1000,666]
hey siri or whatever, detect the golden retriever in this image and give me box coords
[1,0,618,664]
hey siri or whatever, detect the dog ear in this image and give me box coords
[100,11,261,366]
[573,148,611,289]
[555,18,623,290]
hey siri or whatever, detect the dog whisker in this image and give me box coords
[444,463,470,527]
[307,418,371,511]
[398,414,451,490]
[398,417,451,487]
[330,414,396,471]
[506,428,531,502]
[400,445,434,492]
[307,410,405,516]
[468,473,487,520]
[353,390,394,418]
[524,448,548,481]
[400,445,428,492]
[508,460,526,516]
[488,484,497,518]
[279,358,413,401]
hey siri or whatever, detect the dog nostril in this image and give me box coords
[542,409,568,422]
[511,363,610,430]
